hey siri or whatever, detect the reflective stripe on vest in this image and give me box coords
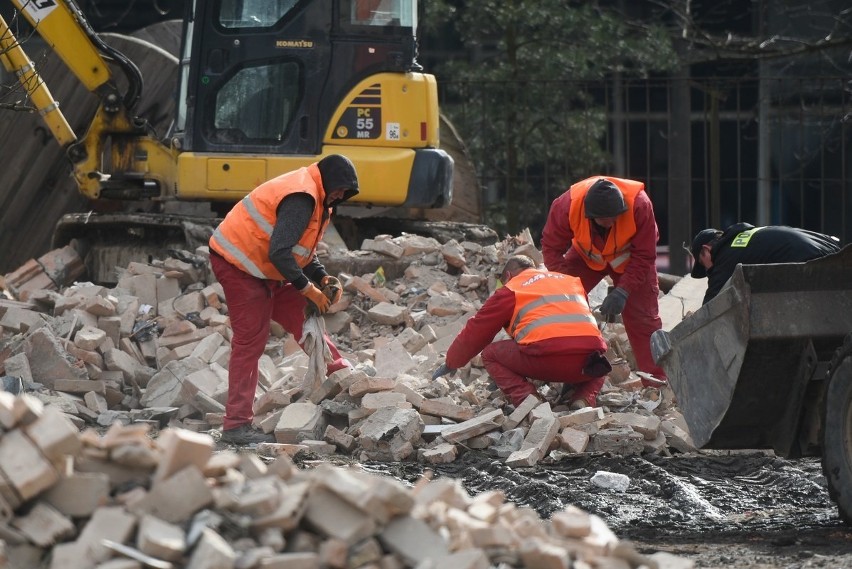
[209,164,328,280]
[505,269,602,344]
[567,176,644,273]
[510,293,598,343]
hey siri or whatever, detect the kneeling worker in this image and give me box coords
[433,255,612,409]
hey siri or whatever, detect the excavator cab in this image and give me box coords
[171,0,452,210]
[3,0,455,281]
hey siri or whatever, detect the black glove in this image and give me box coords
[600,287,628,317]
[582,351,613,377]
[432,363,456,380]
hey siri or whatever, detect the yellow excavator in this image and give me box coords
[1,0,475,282]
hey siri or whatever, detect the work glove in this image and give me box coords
[432,362,456,380]
[599,286,628,317]
[320,275,343,305]
[300,282,331,315]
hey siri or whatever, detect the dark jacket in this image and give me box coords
[703,222,841,304]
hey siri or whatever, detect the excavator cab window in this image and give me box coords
[347,0,415,28]
[210,61,300,143]
[180,0,420,153]
[218,0,300,29]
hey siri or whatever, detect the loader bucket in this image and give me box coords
[652,246,852,457]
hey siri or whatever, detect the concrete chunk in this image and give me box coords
[0,429,59,500]
[304,486,376,544]
[25,328,88,388]
[373,339,416,377]
[378,515,449,566]
[357,407,423,461]
[559,427,590,454]
[439,409,504,444]
[43,473,109,518]
[12,502,75,547]
[136,514,186,562]
[127,466,214,523]
[153,428,214,483]
[274,402,327,444]
[185,527,236,569]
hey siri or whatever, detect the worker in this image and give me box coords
[208,154,359,445]
[540,176,667,386]
[432,255,612,410]
[690,222,842,305]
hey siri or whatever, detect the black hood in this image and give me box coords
[318,154,359,206]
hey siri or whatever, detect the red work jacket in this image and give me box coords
[568,176,644,273]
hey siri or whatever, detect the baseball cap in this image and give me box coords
[689,228,722,278]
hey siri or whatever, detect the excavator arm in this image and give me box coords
[3,0,177,200]
[0,0,472,284]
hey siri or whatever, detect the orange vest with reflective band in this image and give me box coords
[568,176,643,273]
[209,164,329,280]
[504,268,602,344]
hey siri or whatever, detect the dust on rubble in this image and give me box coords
[0,228,848,568]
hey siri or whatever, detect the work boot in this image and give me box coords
[569,398,591,411]
[220,424,274,445]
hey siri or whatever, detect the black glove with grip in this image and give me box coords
[600,286,628,317]
[432,362,456,380]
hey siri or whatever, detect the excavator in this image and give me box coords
[0,0,474,283]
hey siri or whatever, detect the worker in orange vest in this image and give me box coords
[541,176,667,385]
[209,155,359,445]
[433,255,612,409]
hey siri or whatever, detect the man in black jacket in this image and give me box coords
[690,223,842,305]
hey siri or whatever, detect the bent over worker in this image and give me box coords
[540,176,667,385]
[209,154,359,445]
[433,255,612,409]
[690,222,841,305]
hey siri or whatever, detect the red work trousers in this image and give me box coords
[481,339,607,407]
[559,250,667,383]
[211,253,349,430]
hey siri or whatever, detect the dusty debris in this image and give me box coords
[0,394,693,568]
[0,230,698,464]
[0,230,700,565]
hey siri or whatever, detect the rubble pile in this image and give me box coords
[0,401,693,567]
[0,232,696,466]
[0,231,702,565]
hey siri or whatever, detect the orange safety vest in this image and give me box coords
[504,268,601,344]
[568,176,644,272]
[209,164,329,280]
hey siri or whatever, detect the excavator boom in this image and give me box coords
[0,0,461,282]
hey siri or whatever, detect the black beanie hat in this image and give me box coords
[318,154,359,203]
[689,228,722,278]
[584,179,628,218]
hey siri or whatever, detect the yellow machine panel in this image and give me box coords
[325,73,440,148]
[177,146,415,206]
